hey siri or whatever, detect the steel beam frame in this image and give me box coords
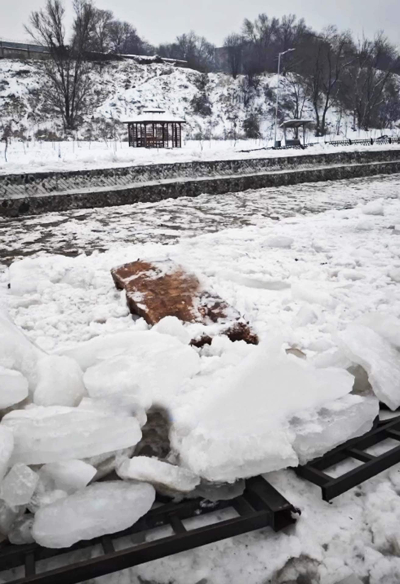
[295,416,400,501]
[0,476,298,584]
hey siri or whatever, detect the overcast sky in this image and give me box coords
[1,0,400,49]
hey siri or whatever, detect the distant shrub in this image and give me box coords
[243,113,261,139]
[34,129,63,141]
[190,93,212,117]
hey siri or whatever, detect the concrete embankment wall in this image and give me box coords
[1,149,400,217]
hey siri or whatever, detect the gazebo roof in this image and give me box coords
[280,119,313,129]
[122,108,185,124]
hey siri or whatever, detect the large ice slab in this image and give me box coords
[171,342,373,482]
[339,324,400,410]
[2,406,142,465]
[32,481,155,548]
[82,331,200,407]
[34,355,86,407]
[117,457,200,493]
[0,366,29,409]
[0,464,39,507]
[290,392,379,464]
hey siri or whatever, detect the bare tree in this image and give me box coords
[347,34,398,131]
[301,28,354,136]
[26,0,96,131]
[108,20,153,55]
[223,34,244,78]
[89,8,113,53]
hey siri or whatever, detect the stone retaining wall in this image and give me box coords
[1,148,400,200]
[2,158,400,217]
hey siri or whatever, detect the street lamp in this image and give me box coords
[274,48,295,148]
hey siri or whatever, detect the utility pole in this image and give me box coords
[274,48,295,148]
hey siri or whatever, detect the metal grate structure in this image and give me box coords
[295,416,400,501]
[0,476,298,584]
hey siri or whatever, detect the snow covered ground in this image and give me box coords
[1,174,400,582]
[1,139,400,176]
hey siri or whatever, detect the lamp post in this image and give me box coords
[274,48,295,148]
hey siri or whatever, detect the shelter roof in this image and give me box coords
[122,108,185,124]
[280,119,313,129]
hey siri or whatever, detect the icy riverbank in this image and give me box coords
[1,176,400,582]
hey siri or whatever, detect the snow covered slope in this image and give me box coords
[0,58,280,140]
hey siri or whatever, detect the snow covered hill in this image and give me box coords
[0,58,315,142]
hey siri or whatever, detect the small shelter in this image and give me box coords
[123,108,185,148]
[280,119,313,148]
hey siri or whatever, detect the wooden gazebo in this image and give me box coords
[123,108,185,148]
[280,119,313,148]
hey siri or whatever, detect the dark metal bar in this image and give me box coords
[169,515,187,534]
[385,429,400,440]
[24,553,35,577]
[8,513,271,584]
[101,536,115,554]
[231,495,256,517]
[294,465,331,487]
[0,476,297,584]
[322,445,400,501]
[296,416,400,501]
[311,416,400,471]
[344,448,375,463]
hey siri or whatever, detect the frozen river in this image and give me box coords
[1,173,400,266]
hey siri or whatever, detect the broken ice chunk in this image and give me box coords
[264,235,294,249]
[2,406,142,465]
[152,316,191,344]
[358,313,400,350]
[83,336,200,407]
[0,464,39,507]
[78,395,147,427]
[8,514,35,545]
[0,309,43,391]
[117,457,200,493]
[0,500,25,536]
[60,330,191,371]
[172,342,357,482]
[40,460,96,494]
[339,324,400,410]
[34,355,86,407]
[290,392,378,464]
[0,366,29,410]
[0,426,14,483]
[32,481,155,548]
[361,199,384,216]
